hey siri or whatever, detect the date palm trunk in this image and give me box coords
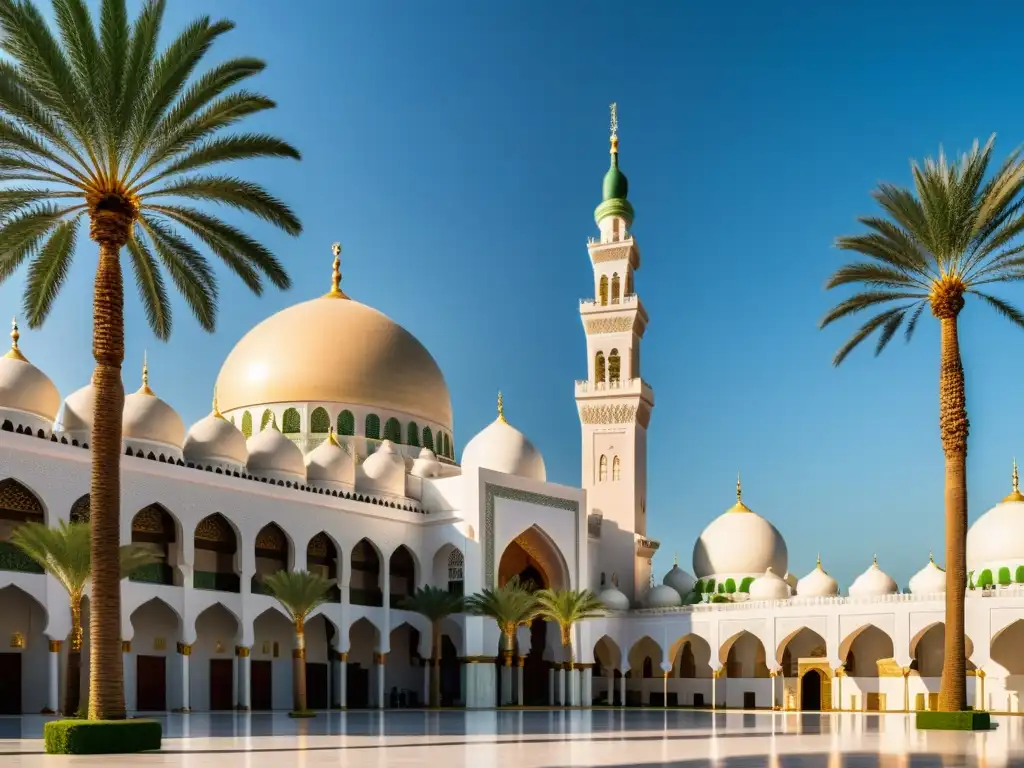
[87,230,127,721]
[429,622,441,708]
[937,314,968,712]
[64,595,84,716]
[293,618,307,712]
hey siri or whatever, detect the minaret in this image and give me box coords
[576,103,655,604]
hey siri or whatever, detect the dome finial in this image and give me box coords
[873,553,878,567]
[4,317,26,362]
[816,552,822,568]
[728,471,752,513]
[327,425,340,447]
[212,385,224,420]
[673,551,678,567]
[497,390,507,423]
[324,242,349,299]
[138,350,154,395]
[609,102,619,157]
[1003,458,1024,502]
[929,551,934,564]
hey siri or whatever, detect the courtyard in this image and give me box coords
[0,710,1021,766]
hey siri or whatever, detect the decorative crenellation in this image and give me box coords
[585,317,634,334]
[579,404,638,425]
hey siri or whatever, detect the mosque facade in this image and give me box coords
[0,111,1023,715]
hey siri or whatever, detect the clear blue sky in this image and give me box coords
[6,0,1024,591]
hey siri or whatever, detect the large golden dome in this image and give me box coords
[215,294,452,428]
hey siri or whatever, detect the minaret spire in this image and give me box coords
[324,242,349,299]
[609,102,619,157]
[4,317,25,361]
[729,471,752,513]
[497,391,506,423]
[1004,458,1024,502]
[212,385,224,419]
[138,351,154,395]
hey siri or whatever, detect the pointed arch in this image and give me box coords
[307,531,340,601]
[670,634,713,679]
[260,409,274,431]
[611,455,621,481]
[626,636,663,678]
[498,524,570,591]
[910,622,974,677]
[608,349,621,383]
[611,272,620,302]
[337,410,355,436]
[351,538,383,607]
[383,417,402,443]
[594,351,606,383]
[69,493,90,524]
[407,422,420,447]
[991,619,1024,675]
[0,478,45,531]
[241,411,253,438]
[309,407,330,434]
[598,275,608,305]
[364,414,380,440]
[443,433,451,459]
[720,630,770,678]
[388,545,418,607]
[193,513,240,593]
[840,624,894,677]
[130,504,179,585]
[776,627,826,672]
[422,426,434,452]
[281,408,301,434]
[598,455,608,482]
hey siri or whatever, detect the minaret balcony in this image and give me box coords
[575,377,654,402]
[579,293,644,314]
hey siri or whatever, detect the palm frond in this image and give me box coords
[465,576,541,645]
[904,301,927,342]
[400,585,464,621]
[23,215,80,327]
[969,290,1024,331]
[125,225,171,339]
[116,0,164,151]
[138,133,300,190]
[0,203,78,284]
[874,306,907,356]
[831,306,912,366]
[819,290,926,329]
[535,588,605,626]
[262,570,334,621]
[98,0,130,145]
[152,56,265,140]
[144,174,301,235]
[52,0,103,137]
[138,214,217,330]
[824,263,924,291]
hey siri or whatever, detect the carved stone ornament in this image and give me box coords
[580,404,637,424]
[590,245,632,264]
[0,479,42,515]
[585,317,634,334]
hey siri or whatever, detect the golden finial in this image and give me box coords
[816,552,822,568]
[1004,459,1024,502]
[728,471,752,513]
[928,551,934,564]
[609,102,619,155]
[4,317,25,361]
[497,391,507,423]
[212,385,224,420]
[327,425,340,447]
[873,554,878,567]
[324,242,348,299]
[137,351,154,395]
[673,552,678,567]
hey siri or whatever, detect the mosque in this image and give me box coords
[1,109,1024,716]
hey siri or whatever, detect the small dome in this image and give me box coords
[0,320,60,426]
[183,404,247,470]
[748,567,790,601]
[848,556,898,597]
[602,162,629,202]
[411,446,441,478]
[692,476,788,579]
[246,418,305,482]
[360,439,406,494]
[460,394,546,482]
[796,556,839,597]
[663,557,695,597]
[967,462,1024,574]
[305,429,353,487]
[61,380,95,439]
[644,581,682,609]
[122,358,185,455]
[908,554,946,595]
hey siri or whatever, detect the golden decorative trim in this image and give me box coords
[212,386,225,420]
[132,505,166,534]
[154,637,166,651]
[293,648,305,660]
[137,351,154,396]
[121,641,132,653]
[49,639,61,653]
[236,646,250,658]
[337,651,349,662]
[323,243,349,299]
[177,642,192,656]
[195,515,232,543]
[374,653,387,665]
[214,640,225,653]
[308,532,330,558]
[461,656,496,664]
[0,479,44,515]
[497,391,507,423]
[516,657,525,667]
[4,317,26,361]
[579,404,637,425]
[9,632,23,649]
[327,426,340,447]
[1004,459,1024,502]
[255,524,286,552]
[727,472,752,513]
[585,317,634,334]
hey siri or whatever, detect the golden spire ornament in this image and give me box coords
[497,390,506,423]
[1005,458,1024,502]
[212,385,224,419]
[609,102,619,155]
[138,351,154,395]
[328,425,340,447]
[729,471,752,513]
[4,317,25,361]
[324,242,348,299]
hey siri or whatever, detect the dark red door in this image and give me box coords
[209,659,234,710]
[136,655,166,711]
[0,654,21,714]
[251,660,273,710]
[305,662,328,709]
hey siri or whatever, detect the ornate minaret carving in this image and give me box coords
[576,104,655,604]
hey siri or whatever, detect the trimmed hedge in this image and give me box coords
[998,566,1012,586]
[44,719,162,754]
[916,711,991,731]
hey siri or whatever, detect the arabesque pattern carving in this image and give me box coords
[0,479,43,515]
[590,245,632,264]
[69,494,90,523]
[131,505,167,534]
[195,514,233,543]
[585,317,634,334]
[256,524,286,552]
[307,532,330,558]
[580,404,638,424]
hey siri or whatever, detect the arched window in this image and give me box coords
[625,270,633,296]
[598,455,608,482]
[383,417,402,443]
[611,273,620,302]
[407,422,420,447]
[422,426,434,452]
[260,409,274,431]
[281,408,301,434]
[443,433,451,459]
[608,349,621,383]
[612,219,620,240]
[70,493,90,524]
[241,411,253,438]
[337,410,355,436]
[364,414,380,440]
[599,275,608,306]
[595,351,606,383]
[310,407,330,434]
[612,455,621,481]
[447,549,464,596]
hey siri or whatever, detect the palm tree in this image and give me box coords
[535,588,605,673]
[11,520,158,715]
[465,575,540,693]
[0,1,301,719]
[401,585,464,707]
[821,136,1024,712]
[261,570,333,714]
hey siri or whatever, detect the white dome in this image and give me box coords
[967,469,1024,575]
[360,439,406,494]
[796,556,839,597]
[663,559,695,597]
[122,364,185,455]
[692,479,788,579]
[246,419,305,482]
[305,430,353,487]
[0,323,60,426]
[644,583,682,609]
[60,381,95,440]
[460,395,545,482]
[848,557,898,597]
[410,446,441,478]
[748,567,790,601]
[184,407,248,470]
[908,555,946,595]
[598,585,630,611]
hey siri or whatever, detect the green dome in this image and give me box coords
[602,156,629,201]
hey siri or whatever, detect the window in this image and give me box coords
[611,273,620,302]
[599,275,608,306]
[599,455,608,482]
[443,433,451,459]
[407,422,420,447]
[310,407,330,433]
[422,426,434,452]
[383,417,402,443]
[612,456,621,481]
[338,410,355,436]
[365,414,380,440]
[260,409,274,431]
[241,411,252,438]
[281,408,301,434]
[447,548,464,596]
[595,352,606,383]
[608,349,621,383]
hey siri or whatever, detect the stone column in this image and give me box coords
[978,669,987,711]
[423,660,430,707]
[834,668,843,711]
[46,640,60,714]
[178,643,192,712]
[517,657,525,707]
[711,669,717,711]
[237,646,251,710]
[619,671,627,708]
[548,665,555,705]
[902,668,910,712]
[501,651,514,705]
[558,664,567,706]
[122,641,135,712]
[337,652,348,708]
[569,664,580,707]
[582,665,593,708]
[607,669,615,706]
[375,653,387,709]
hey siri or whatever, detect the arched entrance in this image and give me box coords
[801,669,822,711]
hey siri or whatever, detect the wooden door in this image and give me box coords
[305,662,328,710]
[251,660,273,710]
[209,658,234,711]
[0,653,21,714]
[136,655,166,711]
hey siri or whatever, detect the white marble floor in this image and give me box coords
[0,710,1022,766]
